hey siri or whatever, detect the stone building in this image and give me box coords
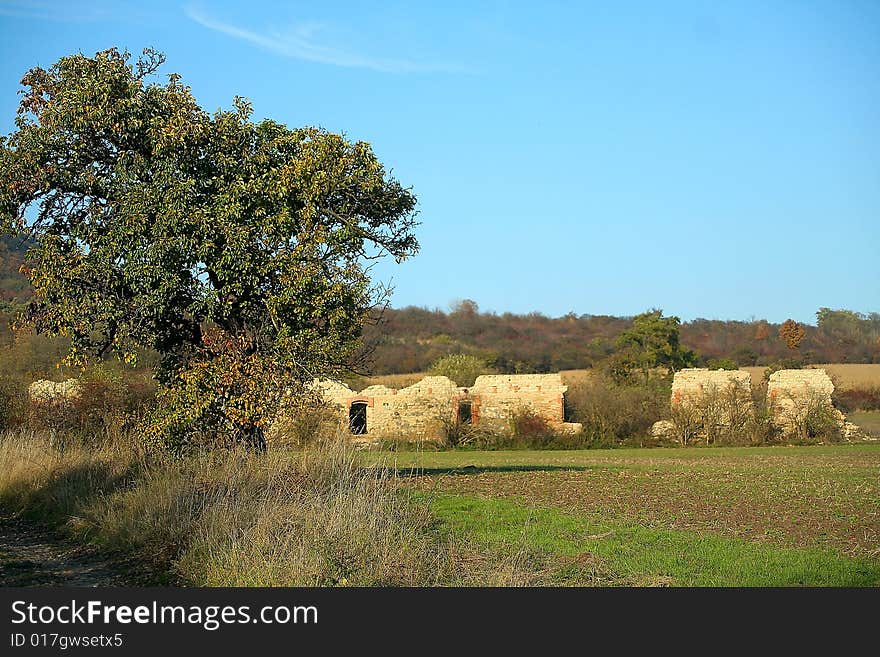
[313,373,582,442]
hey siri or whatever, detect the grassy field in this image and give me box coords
[426,494,879,586]
[363,444,880,585]
[3,432,878,586]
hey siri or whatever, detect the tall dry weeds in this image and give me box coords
[0,431,532,586]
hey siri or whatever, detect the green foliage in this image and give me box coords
[817,308,880,343]
[610,309,696,382]
[0,48,418,449]
[707,357,739,370]
[427,353,493,387]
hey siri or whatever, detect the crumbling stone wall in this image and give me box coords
[28,379,82,402]
[671,368,753,421]
[671,369,752,405]
[651,368,753,443]
[469,374,569,432]
[767,369,847,437]
[312,373,581,442]
[653,367,866,442]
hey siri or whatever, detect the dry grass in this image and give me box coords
[741,364,880,390]
[0,431,469,585]
[564,364,880,391]
[560,369,596,387]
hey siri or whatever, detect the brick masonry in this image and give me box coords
[313,373,582,442]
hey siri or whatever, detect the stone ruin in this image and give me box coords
[311,373,583,443]
[652,368,866,441]
[28,379,82,402]
[671,368,753,417]
[767,369,862,438]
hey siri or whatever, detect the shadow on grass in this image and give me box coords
[393,464,602,478]
[1,461,137,524]
[0,460,177,586]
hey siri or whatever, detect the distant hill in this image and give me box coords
[362,304,880,374]
[0,239,877,374]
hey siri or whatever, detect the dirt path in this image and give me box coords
[0,516,160,586]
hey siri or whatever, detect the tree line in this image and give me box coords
[361,302,880,375]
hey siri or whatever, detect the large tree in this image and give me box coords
[611,309,696,382]
[0,48,419,449]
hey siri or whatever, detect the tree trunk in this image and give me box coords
[236,422,267,453]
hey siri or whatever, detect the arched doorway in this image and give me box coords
[349,401,368,435]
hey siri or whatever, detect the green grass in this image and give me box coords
[365,443,880,471]
[396,443,880,564]
[428,493,880,586]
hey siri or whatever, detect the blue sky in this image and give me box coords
[0,1,877,324]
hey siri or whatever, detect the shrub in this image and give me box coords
[26,364,157,444]
[565,373,669,443]
[833,387,880,412]
[770,391,844,444]
[269,395,342,447]
[428,353,494,387]
[706,358,738,370]
[509,407,558,448]
[669,403,702,446]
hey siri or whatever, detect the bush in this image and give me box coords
[436,406,598,450]
[833,387,880,412]
[667,381,756,446]
[26,364,157,444]
[706,358,738,370]
[770,391,844,444]
[428,353,493,387]
[269,395,340,447]
[508,407,558,448]
[565,373,669,443]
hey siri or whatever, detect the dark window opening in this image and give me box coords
[349,402,368,435]
[457,400,473,425]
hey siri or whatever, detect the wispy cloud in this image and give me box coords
[184,4,467,74]
[0,0,111,22]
